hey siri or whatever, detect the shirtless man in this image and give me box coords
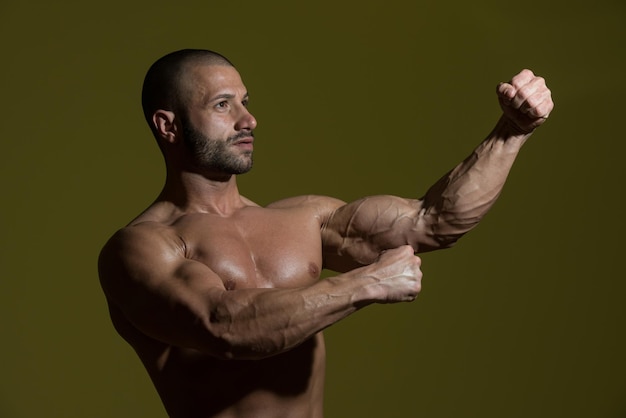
[98,49,553,418]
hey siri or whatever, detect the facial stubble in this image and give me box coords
[182,119,254,175]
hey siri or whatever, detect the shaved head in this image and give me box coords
[141,49,234,135]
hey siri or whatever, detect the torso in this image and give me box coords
[173,205,324,290]
[109,196,338,418]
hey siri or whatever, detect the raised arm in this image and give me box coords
[321,69,553,271]
[98,224,422,360]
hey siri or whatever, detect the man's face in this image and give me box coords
[179,64,257,175]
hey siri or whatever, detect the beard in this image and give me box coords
[181,117,254,175]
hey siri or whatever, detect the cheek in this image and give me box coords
[197,116,231,139]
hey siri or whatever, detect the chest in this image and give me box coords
[174,208,323,289]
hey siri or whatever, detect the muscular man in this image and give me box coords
[98,49,553,418]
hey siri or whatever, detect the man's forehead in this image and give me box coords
[178,64,245,106]
[186,64,244,91]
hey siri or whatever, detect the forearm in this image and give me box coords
[420,67,554,245]
[205,271,376,360]
[419,115,531,248]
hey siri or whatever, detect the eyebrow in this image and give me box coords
[206,92,249,105]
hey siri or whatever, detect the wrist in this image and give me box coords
[330,270,379,307]
[490,115,533,151]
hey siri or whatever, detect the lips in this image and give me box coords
[232,137,254,150]
[229,130,254,144]
[233,137,253,144]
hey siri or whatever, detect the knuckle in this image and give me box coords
[534,103,549,117]
[512,69,537,89]
[414,281,422,294]
[517,85,533,99]
[524,95,541,109]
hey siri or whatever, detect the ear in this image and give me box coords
[152,110,179,145]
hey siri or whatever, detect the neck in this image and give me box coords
[158,168,247,216]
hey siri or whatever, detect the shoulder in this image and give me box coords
[266,195,346,224]
[98,222,185,290]
[102,199,192,259]
[101,221,182,256]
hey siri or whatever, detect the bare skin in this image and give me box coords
[98,63,553,418]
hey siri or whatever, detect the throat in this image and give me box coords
[160,172,249,216]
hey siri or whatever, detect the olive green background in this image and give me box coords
[1,0,624,417]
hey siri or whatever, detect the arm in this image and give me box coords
[322,69,553,271]
[98,224,421,360]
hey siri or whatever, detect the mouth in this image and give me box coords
[232,137,254,150]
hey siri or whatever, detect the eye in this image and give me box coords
[215,101,229,109]
[242,99,249,108]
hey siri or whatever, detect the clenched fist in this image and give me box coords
[497,69,554,134]
[357,245,423,304]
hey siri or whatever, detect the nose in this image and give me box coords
[235,107,257,132]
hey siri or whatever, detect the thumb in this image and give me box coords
[497,82,515,103]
